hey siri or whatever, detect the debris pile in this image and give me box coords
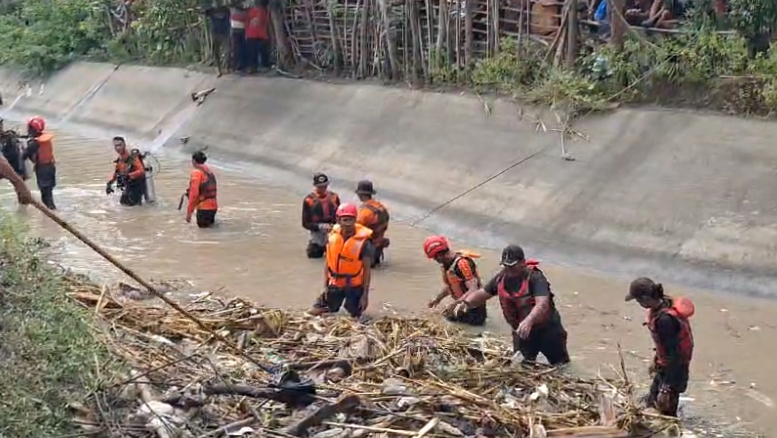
[65,276,680,438]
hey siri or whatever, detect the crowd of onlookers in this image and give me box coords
[588,0,728,33]
[203,0,273,75]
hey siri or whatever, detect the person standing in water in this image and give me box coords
[625,277,694,417]
[454,245,570,365]
[301,173,340,258]
[106,136,146,206]
[355,180,390,266]
[308,203,374,319]
[22,116,56,209]
[185,151,219,228]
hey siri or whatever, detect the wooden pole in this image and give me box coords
[565,0,578,69]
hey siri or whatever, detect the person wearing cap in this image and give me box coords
[625,277,695,417]
[355,180,390,267]
[423,235,487,326]
[453,245,569,365]
[302,172,341,258]
[308,202,374,319]
[184,151,219,228]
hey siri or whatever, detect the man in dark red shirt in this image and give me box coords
[245,0,272,72]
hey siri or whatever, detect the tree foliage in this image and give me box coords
[0,0,111,76]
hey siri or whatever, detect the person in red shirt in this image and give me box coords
[245,0,271,72]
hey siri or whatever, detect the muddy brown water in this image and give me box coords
[1,130,775,436]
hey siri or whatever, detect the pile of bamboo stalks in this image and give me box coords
[65,275,679,438]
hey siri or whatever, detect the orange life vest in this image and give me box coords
[306,191,339,224]
[647,297,695,367]
[195,165,217,201]
[443,251,482,299]
[32,133,55,165]
[358,199,390,241]
[496,259,552,328]
[326,224,373,288]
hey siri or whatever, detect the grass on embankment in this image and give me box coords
[0,214,115,437]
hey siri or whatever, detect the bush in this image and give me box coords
[0,0,111,76]
[0,215,113,437]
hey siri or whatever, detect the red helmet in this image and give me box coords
[336,203,358,218]
[28,116,45,132]
[423,235,449,259]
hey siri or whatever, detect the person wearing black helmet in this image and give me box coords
[301,172,341,258]
[453,244,570,365]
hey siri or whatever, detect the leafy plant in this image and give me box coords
[0,0,111,76]
[728,0,777,57]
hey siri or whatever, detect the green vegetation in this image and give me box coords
[0,0,208,76]
[0,214,113,437]
[470,31,777,116]
[2,0,777,116]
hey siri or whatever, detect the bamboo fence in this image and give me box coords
[277,0,575,79]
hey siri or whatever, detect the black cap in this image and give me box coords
[625,277,656,301]
[500,244,525,267]
[313,172,329,186]
[355,180,376,195]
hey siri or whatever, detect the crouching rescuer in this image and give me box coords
[423,235,487,326]
[22,116,56,209]
[626,277,694,417]
[308,203,373,319]
[302,173,340,258]
[454,245,570,365]
[185,151,218,228]
[106,137,146,206]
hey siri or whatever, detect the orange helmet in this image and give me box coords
[423,235,449,259]
[28,116,45,132]
[336,203,358,218]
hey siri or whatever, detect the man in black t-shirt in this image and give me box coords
[454,244,570,365]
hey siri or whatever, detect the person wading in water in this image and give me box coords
[454,244,570,365]
[625,277,694,417]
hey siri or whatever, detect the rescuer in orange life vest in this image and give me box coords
[423,235,487,326]
[185,151,218,228]
[625,277,694,417]
[454,244,570,365]
[355,180,390,267]
[308,203,374,319]
[106,136,146,206]
[302,172,341,258]
[22,116,57,209]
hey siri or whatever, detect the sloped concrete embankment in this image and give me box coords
[2,62,777,298]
